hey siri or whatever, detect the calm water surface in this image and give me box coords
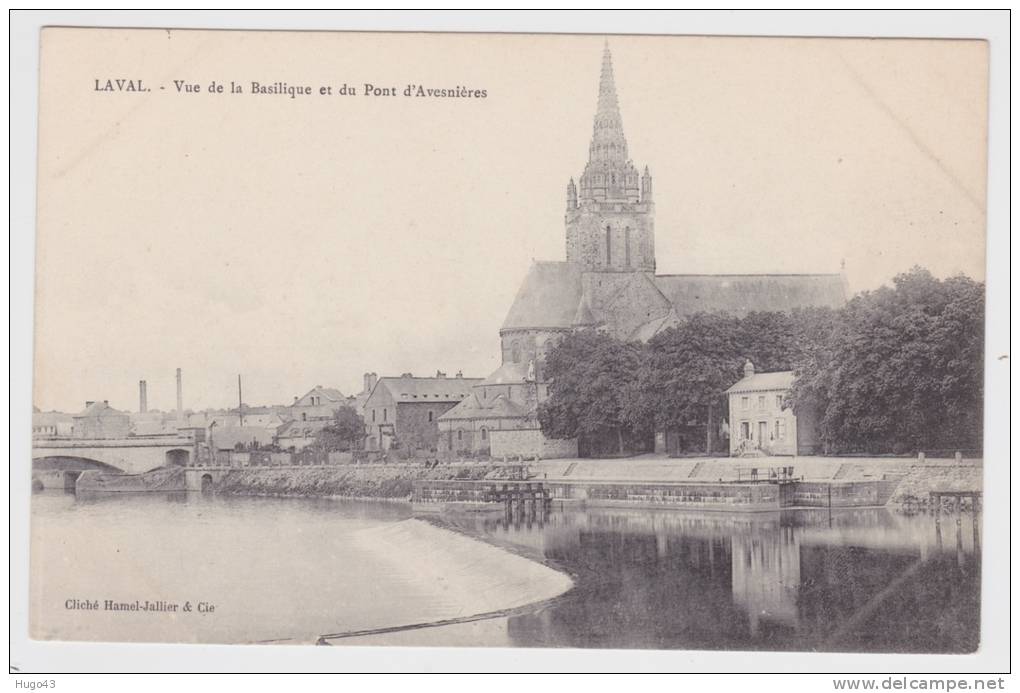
[30,492,980,652]
[448,504,981,653]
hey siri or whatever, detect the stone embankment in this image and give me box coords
[76,466,185,493]
[215,463,521,499]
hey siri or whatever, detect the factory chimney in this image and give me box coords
[139,380,148,413]
[176,368,183,419]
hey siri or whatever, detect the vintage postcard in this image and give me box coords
[27,27,990,655]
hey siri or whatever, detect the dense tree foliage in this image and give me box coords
[312,406,366,452]
[537,330,643,454]
[633,313,743,451]
[539,267,983,456]
[792,268,984,453]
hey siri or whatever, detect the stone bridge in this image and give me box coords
[32,436,196,475]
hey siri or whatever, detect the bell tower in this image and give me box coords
[565,43,655,273]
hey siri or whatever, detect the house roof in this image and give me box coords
[75,401,126,418]
[277,419,329,437]
[33,411,74,425]
[297,386,346,402]
[373,375,483,403]
[499,263,847,338]
[726,370,796,394]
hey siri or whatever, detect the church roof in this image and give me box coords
[438,392,529,421]
[482,361,530,385]
[654,274,848,317]
[500,264,847,338]
[501,262,584,331]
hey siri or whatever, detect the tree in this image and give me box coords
[538,329,644,454]
[634,313,745,453]
[313,406,365,452]
[791,267,984,454]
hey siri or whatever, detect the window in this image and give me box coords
[383,408,388,422]
[624,227,631,267]
[372,409,376,422]
[741,397,749,410]
[605,225,612,265]
[758,396,766,409]
[776,395,784,409]
[457,430,463,440]
[428,411,433,422]
[511,340,521,363]
[775,419,786,440]
[481,428,487,440]
[740,421,750,440]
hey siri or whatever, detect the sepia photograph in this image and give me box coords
[10,10,1010,677]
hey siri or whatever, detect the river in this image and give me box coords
[29,492,980,652]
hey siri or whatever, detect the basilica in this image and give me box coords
[437,44,846,459]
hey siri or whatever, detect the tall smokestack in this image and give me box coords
[139,380,148,413]
[176,368,183,418]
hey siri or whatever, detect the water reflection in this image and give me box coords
[459,506,980,653]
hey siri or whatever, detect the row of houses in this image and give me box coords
[31,384,372,452]
[359,362,820,458]
[34,363,820,458]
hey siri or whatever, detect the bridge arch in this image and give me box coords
[165,448,191,466]
[32,456,123,473]
[31,456,122,493]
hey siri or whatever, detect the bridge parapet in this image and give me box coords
[33,436,196,475]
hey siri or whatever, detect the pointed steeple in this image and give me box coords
[577,41,640,204]
[596,42,622,129]
[589,42,629,167]
[565,42,656,274]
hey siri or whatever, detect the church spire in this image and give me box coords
[589,42,629,167]
[577,42,639,203]
[565,42,655,274]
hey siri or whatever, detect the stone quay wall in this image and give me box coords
[547,480,783,511]
[215,463,523,500]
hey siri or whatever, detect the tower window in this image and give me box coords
[605,225,612,266]
[624,227,631,267]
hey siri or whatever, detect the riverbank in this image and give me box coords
[214,463,514,499]
[213,455,982,511]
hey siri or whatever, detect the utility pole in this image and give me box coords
[238,374,244,427]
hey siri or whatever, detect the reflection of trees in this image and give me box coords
[502,509,980,653]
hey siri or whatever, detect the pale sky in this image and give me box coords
[33,30,988,413]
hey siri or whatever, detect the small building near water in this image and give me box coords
[73,401,131,439]
[725,360,821,456]
[363,371,483,453]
